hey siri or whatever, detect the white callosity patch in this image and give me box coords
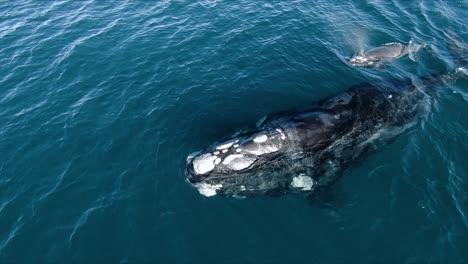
[222,154,244,165]
[216,140,237,150]
[243,143,279,156]
[241,131,283,156]
[222,154,257,171]
[192,154,217,174]
[253,134,268,143]
[291,174,314,191]
[214,158,221,164]
[275,128,286,139]
[227,156,257,171]
[196,183,222,197]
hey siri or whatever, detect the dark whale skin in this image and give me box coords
[185,75,441,197]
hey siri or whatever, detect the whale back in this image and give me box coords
[364,43,406,59]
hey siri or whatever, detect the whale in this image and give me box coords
[185,32,465,198]
[349,40,422,68]
[186,75,443,197]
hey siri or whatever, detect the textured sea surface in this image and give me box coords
[1,0,467,263]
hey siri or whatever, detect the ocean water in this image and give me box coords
[1,0,467,263]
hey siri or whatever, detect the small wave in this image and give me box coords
[68,203,104,244]
[50,18,121,69]
[448,161,468,229]
[0,0,466,262]
[0,216,24,254]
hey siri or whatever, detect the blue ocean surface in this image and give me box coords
[1,0,467,263]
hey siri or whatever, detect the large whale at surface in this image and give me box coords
[185,32,465,198]
[186,75,443,197]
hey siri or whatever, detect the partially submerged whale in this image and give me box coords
[185,32,464,198]
[349,40,422,68]
[186,75,442,197]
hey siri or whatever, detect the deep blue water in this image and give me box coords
[1,0,467,263]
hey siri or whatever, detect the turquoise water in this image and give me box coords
[1,0,467,263]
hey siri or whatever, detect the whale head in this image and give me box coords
[185,128,294,197]
[185,110,351,197]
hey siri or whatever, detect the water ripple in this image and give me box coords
[0,216,24,254]
[0,0,467,262]
[50,18,121,70]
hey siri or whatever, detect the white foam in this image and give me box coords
[192,154,217,174]
[291,175,314,191]
[456,66,468,77]
[253,134,268,143]
[388,95,393,99]
[222,154,244,165]
[196,183,222,197]
[351,55,368,63]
